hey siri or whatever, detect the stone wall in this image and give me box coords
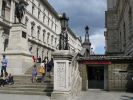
[79,64,88,91]
[108,64,128,91]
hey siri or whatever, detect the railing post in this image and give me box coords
[51,50,73,100]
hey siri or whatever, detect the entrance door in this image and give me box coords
[88,66,104,89]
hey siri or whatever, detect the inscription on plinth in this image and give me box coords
[57,62,66,88]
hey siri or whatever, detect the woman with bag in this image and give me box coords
[39,62,45,82]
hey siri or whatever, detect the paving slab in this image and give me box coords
[75,89,133,100]
[0,93,50,100]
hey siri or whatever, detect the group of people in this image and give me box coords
[0,55,14,87]
[32,57,54,83]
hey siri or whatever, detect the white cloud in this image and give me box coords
[48,0,106,54]
[90,29,105,53]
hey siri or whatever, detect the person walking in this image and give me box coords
[39,62,45,82]
[31,65,37,83]
[1,55,8,77]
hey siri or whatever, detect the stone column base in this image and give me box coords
[51,91,72,100]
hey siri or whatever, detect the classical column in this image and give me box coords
[0,0,3,16]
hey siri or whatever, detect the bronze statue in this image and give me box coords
[15,1,26,23]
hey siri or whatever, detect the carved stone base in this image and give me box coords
[3,23,33,75]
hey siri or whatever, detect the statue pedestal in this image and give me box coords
[3,24,33,75]
[51,50,73,100]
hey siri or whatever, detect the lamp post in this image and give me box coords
[85,26,89,34]
[59,13,69,50]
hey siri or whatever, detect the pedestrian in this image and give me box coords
[38,56,41,63]
[47,58,54,78]
[7,73,14,85]
[1,55,8,77]
[39,62,45,82]
[31,65,37,83]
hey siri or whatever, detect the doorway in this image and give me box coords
[87,66,104,89]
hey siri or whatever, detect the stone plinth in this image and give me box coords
[3,23,33,75]
[51,50,73,100]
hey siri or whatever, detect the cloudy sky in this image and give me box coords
[48,0,107,54]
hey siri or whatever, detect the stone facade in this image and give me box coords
[0,0,82,63]
[108,64,128,91]
[105,0,133,56]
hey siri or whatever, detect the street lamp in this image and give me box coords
[60,13,69,31]
[59,13,69,50]
[85,26,89,34]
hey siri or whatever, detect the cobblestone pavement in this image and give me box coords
[0,94,50,100]
[75,89,133,100]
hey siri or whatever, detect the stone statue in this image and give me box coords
[15,1,26,23]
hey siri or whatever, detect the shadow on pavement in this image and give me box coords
[120,95,133,100]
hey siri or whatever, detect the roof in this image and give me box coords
[41,0,59,19]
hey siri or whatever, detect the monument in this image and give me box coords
[3,0,33,75]
[51,13,82,100]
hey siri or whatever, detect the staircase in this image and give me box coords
[0,63,54,96]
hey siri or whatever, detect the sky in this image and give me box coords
[48,0,107,54]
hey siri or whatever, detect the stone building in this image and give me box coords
[105,0,133,56]
[0,0,82,74]
[0,0,82,59]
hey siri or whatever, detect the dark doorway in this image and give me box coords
[87,66,104,89]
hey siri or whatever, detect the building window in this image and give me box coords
[48,12,50,26]
[43,29,46,42]
[55,38,57,47]
[2,1,6,17]
[51,35,53,46]
[37,26,41,40]
[55,25,57,32]
[43,13,46,23]
[31,21,35,37]
[4,39,9,51]
[38,10,40,19]
[47,33,50,44]
[25,16,29,25]
[123,22,126,47]
[129,7,132,39]
[48,18,50,26]
[42,50,44,60]
[36,47,39,58]
[32,4,35,15]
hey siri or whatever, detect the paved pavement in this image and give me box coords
[0,94,50,100]
[75,89,133,100]
[0,90,133,100]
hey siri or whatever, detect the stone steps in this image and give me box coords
[5,84,53,88]
[0,70,53,95]
[0,87,53,92]
[0,90,52,96]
